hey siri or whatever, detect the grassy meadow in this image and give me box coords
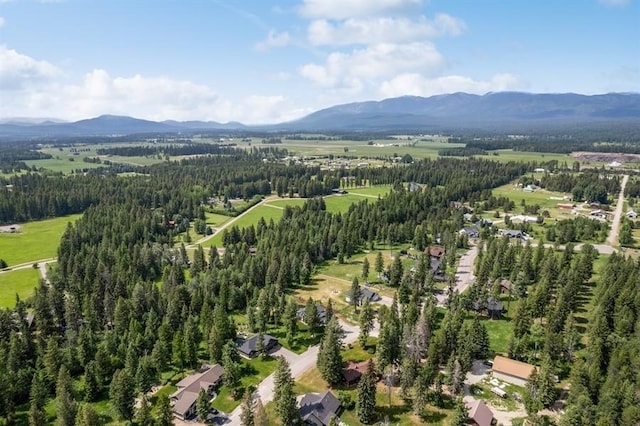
[0,268,41,307]
[0,214,82,266]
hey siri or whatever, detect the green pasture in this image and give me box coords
[0,214,82,266]
[0,268,40,307]
[491,181,574,216]
[25,156,103,174]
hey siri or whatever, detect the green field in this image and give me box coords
[0,214,82,266]
[0,268,40,307]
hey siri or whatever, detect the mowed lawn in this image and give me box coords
[492,180,574,217]
[0,214,82,266]
[0,268,41,307]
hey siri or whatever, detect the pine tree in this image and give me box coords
[358,298,374,349]
[357,360,377,424]
[254,396,268,426]
[375,251,384,275]
[304,297,320,336]
[74,403,100,426]
[273,356,299,425]
[83,361,100,402]
[156,393,174,426]
[284,298,299,346]
[56,365,77,426]
[109,368,135,420]
[524,368,543,416]
[362,257,370,280]
[197,388,210,421]
[29,371,47,426]
[350,277,362,312]
[222,340,241,397]
[389,255,403,287]
[240,388,255,426]
[317,316,344,387]
[135,395,153,426]
[450,397,468,426]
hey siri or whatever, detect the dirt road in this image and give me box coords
[436,244,478,306]
[606,174,629,246]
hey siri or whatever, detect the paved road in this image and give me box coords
[436,244,478,306]
[606,174,629,246]
[227,319,359,425]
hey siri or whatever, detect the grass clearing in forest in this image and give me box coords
[0,268,40,307]
[0,214,82,266]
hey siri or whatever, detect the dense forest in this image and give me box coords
[0,148,637,425]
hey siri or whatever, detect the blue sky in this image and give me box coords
[0,0,638,123]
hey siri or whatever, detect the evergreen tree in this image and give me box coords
[273,356,299,425]
[450,397,468,426]
[197,388,210,421]
[240,388,255,426]
[74,403,100,426]
[304,297,320,336]
[524,368,543,416]
[362,257,370,280]
[56,365,77,426]
[222,340,242,397]
[109,368,136,421]
[83,361,101,402]
[135,395,153,426]
[356,360,377,424]
[29,371,47,426]
[358,298,374,349]
[284,298,298,347]
[254,396,268,426]
[375,252,384,275]
[317,316,344,387]
[350,277,362,312]
[389,254,403,287]
[156,393,174,426]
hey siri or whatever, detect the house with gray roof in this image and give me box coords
[345,287,381,305]
[237,334,279,359]
[171,364,224,421]
[298,391,342,426]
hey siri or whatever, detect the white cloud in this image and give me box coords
[255,30,291,50]
[300,42,444,91]
[300,0,422,20]
[599,0,630,5]
[379,73,521,98]
[0,16,5,27]
[308,14,465,46]
[0,46,61,90]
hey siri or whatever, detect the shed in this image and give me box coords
[466,400,494,426]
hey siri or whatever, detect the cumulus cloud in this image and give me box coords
[300,0,422,20]
[308,14,465,46]
[300,42,444,91]
[379,73,521,98]
[255,29,291,50]
[0,46,61,90]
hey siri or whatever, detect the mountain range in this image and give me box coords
[1,92,639,138]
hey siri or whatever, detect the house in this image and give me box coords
[463,213,474,222]
[534,168,546,173]
[466,400,494,426]
[342,360,369,387]
[237,334,279,359]
[499,279,512,294]
[501,229,527,240]
[408,182,421,192]
[472,297,503,318]
[492,355,536,387]
[345,287,381,305]
[171,364,224,420]
[298,391,342,426]
[459,226,480,239]
[331,188,346,195]
[428,246,445,258]
[430,257,445,281]
[627,210,638,219]
[297,304,328,324]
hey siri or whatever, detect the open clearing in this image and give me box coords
[0,214,82,266]
[0,268,40,307]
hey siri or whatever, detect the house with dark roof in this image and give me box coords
[170,364,224,421]
[298,391,342,426]
[342,360,370,387]
[492,355,536,387]
[297,304,327,324]
[466,400,494,426]
[345,287,381,305]
[237,334,279,359]
[472,296,503,318]
[459,226,480,239]
[500,229,528,240]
